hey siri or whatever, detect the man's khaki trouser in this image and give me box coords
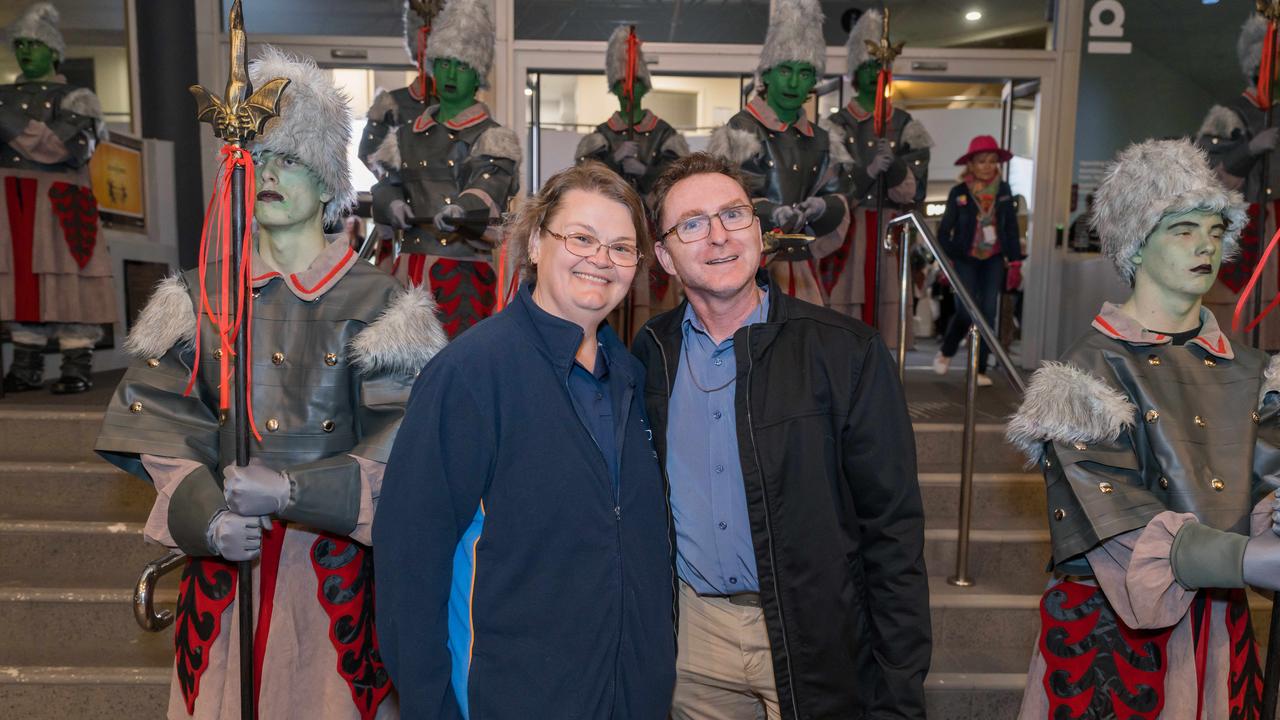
[671,581,781,720]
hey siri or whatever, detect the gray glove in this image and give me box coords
[1250,127,1280,156]
[434,204,466,232]
[770,205,803,234]
[1243,528,1280,591]
[621,157,647,176]
[867,139,894,178]
[797,197,826,224]
[207,509,269,562]
[612,140,640,163]
[223,462,289,517]
[388,199,414,230]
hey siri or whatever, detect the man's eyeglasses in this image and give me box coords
[661,205,757,244]
[542,227,644,267]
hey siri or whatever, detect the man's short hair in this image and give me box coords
[650,152,753,234]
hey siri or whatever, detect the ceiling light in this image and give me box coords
[965,10,982,21]
[523,87,534,96]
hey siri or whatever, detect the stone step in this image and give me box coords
[0,588,174,667]
[0,462,151,523]
[920,472,1045,531]
[0,521,160,589]
[0,666,169,718]
[924,673,1025,718]
[913,422,1025,474]
[923,528,1052,592]
[0,408,105,463]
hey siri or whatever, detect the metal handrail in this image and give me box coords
[886,211,1027,394]
[133,551,186,632]
[886,211,1027,589]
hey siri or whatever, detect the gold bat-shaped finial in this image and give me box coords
[864,7,905,68]
[189,0,290,146]
[408,0,446,24]
[1260,0,1280,21]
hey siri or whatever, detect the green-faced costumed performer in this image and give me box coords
[1,2,112,394]
[95,46,445,719]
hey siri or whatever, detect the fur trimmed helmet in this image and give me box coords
[1092,139,1247,285]
[756,0,826,86]
[423,0,495,88]
[605,26,652,92]
[248,46,356,227]
[7,2,65,60]
[845,9,882,74]
[1239,13,1267,82]
[402,0,445,62]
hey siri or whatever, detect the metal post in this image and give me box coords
[896,223,911,383]
[229,162,255,720]
[948,325,980,588]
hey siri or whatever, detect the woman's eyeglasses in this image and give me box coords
[542,227,644,267]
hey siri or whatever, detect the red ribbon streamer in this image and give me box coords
[874,67,893,137]
[186,146,262,442]
[624,27,640,126]
[1234,204,1280,334]
[415,25,434,101]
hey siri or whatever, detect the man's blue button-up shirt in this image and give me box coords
[666,288,769,595]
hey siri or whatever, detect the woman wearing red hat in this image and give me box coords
[932,135,1023,385]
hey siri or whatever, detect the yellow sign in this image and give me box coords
[90,132,145,228]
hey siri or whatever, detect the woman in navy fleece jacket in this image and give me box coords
[373,162,676,719]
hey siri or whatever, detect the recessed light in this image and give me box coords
[965,10,982,21]
[523,87,534,96]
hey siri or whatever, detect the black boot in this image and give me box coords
[3,342,45,393]
[50,347,93,394]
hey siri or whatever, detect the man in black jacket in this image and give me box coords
[633,152,929,720]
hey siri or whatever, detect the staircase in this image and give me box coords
[1,372,1265,718]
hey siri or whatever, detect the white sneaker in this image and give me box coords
[976,373,994,387]
[932,353,951,375]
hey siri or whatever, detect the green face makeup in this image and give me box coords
[1133,209,1226,301]
[14,38,56,80]
[761,61,817,120]
[853,60,881,112]
[433,57,480,106]
[253,152,330,230]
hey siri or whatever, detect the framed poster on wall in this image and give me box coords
[90,131,146,231]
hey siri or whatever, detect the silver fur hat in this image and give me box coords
[605,26,652,91]
[423,0,495,88]
[845,9,882,74]
[7,2,65,59]
[756,0,827,81]
[1239,13,1268,82]
[249,46,356,227]
[401,0,445,62]
[1092,139,1247,284]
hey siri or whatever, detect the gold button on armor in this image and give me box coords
[219,411,227,426]
[1147,355,1161,366]
[1053,508,1066,521]
[271,352,285,365]
[1204,357,1216,367]
[792,164,798,171]
[1099,482,1114,494]
[448,159,455,166]
[322,419,335,433]
[1253,411,1262,424]
[129,401,143,414]
[1195,415,1206,427]
[1159,477,1169,489]
[1211,478,1225,492]
[147,358,160,368]
[1073,441,1087,451]
[325,352,338,366]
[20,103,28,110]
[1145,409,1159,423]
[213,348,223,359]
[266,418,280,432]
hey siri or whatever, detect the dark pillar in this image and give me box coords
[135,0,203,269]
